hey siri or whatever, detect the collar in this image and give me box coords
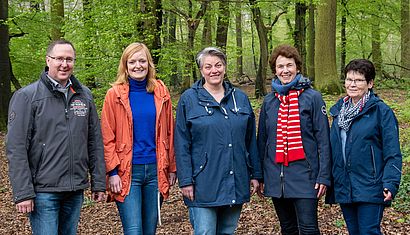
[46,73,72,89]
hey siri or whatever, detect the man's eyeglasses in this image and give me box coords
[345,78,367,85]
[48,56,75,64]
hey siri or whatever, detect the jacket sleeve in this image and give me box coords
[380,105,402,198]
[174,95,193,188]
[101,89,121,173]
[166,93,177,173]
[311,92,332,187]
[87,91,106,192]
[257,99,267,182]
[245,97,262,180]
[6,89,36,203]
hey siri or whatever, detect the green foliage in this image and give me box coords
[334,219,345,228]
[393,164,410,214]
[82,196,95,208]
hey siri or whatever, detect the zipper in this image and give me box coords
[280,164,284,197]
[64,92,74,191]
[370,145,377,180]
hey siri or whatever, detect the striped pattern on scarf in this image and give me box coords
[275,90,305,166]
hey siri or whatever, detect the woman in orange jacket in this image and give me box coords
[101,42,176,235]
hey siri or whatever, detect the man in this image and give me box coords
[6,39,106,235]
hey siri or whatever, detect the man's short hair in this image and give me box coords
[46,39,76,57]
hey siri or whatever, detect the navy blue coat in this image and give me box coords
[258,77,331,199]
[328,92,402,204]
[175,80,262,207]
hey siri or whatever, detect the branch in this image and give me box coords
[270,10,287,28]
[384,63,410,71]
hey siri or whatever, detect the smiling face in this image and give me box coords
[200,55,225,87]
[345,70,373,104]
[275,55,299,84]
[127,50,149,81]
[46,44,75,86]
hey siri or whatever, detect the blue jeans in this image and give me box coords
[340,202,384,235]
[116,164,159,235]
[189,204,243,235]
[29,190,84,235]
[272,198,320,235]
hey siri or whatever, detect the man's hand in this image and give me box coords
[181,185,194,201]
[16,199,34,213]
[108,175,122,194]
[257,182,265,198]
[92,192,105,202]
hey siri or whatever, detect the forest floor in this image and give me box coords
[0,85,409,234]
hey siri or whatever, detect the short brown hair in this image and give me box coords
[269,44,302,74]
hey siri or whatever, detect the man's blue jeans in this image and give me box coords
[116,164,159,235]
[29,190,84,235]
[340,202,385,235]
[189,204,243,235]
[272,198,320,235]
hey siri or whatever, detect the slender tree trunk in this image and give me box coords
[152,0,162,64]
[50,0,64,40]
[0,0,11,130]
[340,0,347,80]
[249,0,268,98]
[202,7,212,47]
[83,0,96,88]
[401,0,410,78]
[216,0,229,51]
[235,1,243,78]
[181,0,209,92]
[371,15,383,77]
[306,1,315,80]
[294,2,307,74]
[251,19,258,73]
[314,0,341,93]
[168,3,179,87]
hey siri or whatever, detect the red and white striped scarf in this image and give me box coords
[275,90,305,166]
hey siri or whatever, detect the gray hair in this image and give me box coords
[196,47,227,69]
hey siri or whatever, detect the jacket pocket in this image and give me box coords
[33,143,46,183]
[305,158,313,180]
[116,143,126,153]
[370,145,377,183]
[192,152,208,180]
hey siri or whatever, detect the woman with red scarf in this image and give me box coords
[257,44,331,235]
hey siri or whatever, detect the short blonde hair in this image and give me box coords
[114,42,156,93]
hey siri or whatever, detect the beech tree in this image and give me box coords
[314,0,341,93]
[0,0,11,130]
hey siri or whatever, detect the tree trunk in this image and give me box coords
[83,0,96,88]
[235,1,243,78]
[202,6,212,47]
[216,0,229,51]
[306,1,315,80]
[401,0,410,78]
[249,0,268,98]
[168,3,179,87]
[294,2,307,74]
[50,0,64,40]
[314,0,341,93]
[339,0,347,80]
[151,0,162,65]
[0,0,11,130]
[181,0,209,92]
[371,15,383,77]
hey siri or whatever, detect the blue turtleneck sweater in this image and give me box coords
[129,78,157,165]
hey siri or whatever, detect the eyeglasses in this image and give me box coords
[345,78,367,85]
[48,56,75,64]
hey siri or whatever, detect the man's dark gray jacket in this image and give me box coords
[6,69,106,203]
